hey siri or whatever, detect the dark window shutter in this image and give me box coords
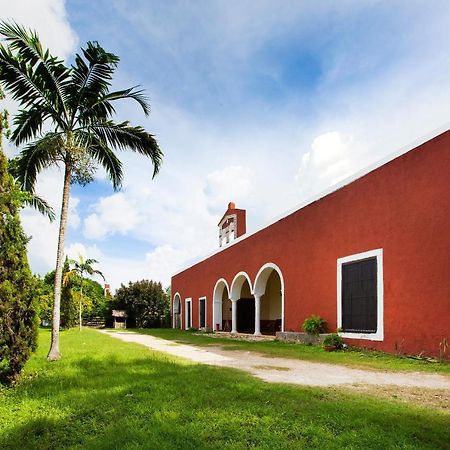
[342,257,377,333]
[199,299,206,328]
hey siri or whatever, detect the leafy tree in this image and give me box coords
[0,22,162,360]
[65,256,104,330]
[0,90,38,384]
[114,280,170,328]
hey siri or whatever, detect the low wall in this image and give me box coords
[276,331,330,345]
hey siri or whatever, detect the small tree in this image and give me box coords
[0,93,38,384]
[114,280,169,328]
[65,256,104,330]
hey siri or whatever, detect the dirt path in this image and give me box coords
[100,330,450,390]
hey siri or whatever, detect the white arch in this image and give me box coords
[253,263,285,332]
[230,271,253,301]
[212,278,229,331]
[172,292,182,329]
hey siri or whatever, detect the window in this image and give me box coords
[337,249,384,341]
[185,298,192,329]
[199,297,206,329]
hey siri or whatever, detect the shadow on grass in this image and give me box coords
[1,330,449,449]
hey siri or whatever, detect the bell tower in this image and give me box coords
[218,202,246,247]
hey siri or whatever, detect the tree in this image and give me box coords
[65,256,104,331]
[0,90,38,384]
[114,280,169,328]
[0,22,163,360]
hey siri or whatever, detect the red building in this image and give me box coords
[171,130,450,358]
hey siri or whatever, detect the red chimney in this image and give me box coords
[218,202,246,247]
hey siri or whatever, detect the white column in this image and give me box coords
[231,299,237,334]
[254,295,261,335]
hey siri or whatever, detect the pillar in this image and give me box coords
[254,295,261,336]
[231,299,237,334]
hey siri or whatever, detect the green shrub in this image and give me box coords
[0,147,38,384]
[302,315,327,335]
[323,333,344,349]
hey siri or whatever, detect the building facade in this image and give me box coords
[171,131,450,358]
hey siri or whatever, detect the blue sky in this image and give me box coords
[4,1,450,288]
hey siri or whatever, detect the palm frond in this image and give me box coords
[23,193,56,221]
[89,120,162,177]
[11,107,48,145]
[93,86,151,116]
[69,42,120,121]
[15,133,62,192]
[75,130,124,189]
[0,21,71,118]
[0,46,65,128]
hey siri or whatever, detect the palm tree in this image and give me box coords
[0,22,162,360]
[65,256,105,331]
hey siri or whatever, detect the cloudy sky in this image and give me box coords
[3,1,450,289]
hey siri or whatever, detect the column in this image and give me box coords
[254,295,261,335]
[231,299,237,334]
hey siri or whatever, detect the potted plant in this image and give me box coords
[323,333,344,351]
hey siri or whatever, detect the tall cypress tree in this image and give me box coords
[0,91,38,384]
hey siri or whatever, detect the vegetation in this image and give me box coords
[0,21,162,360]
[302,314,327,334]
[65,256,104,330]
[0,99,38,384]
[37,259,110,328]
[0,329,448,449]
[323,333,344,350]
[134,329,450,375]
[113,280,170,328]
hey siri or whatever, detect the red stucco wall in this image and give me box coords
[172,131,450,358]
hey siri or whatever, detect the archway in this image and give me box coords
[230,272,254,334]
[173,293,181,329]
[213,279,230,331]
[254,263,284,334]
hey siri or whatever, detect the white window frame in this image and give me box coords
[198,296,207,329]
[337,248,384,341]
[185,298,192,329]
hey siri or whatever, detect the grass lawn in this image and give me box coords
[0,329,449,449]
[131,328,450,375]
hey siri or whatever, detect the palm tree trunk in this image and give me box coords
[79,278,83,331]
[48,163,72,361]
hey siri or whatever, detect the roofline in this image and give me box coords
[172,124,450,278]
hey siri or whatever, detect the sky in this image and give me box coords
[2,0,450,289]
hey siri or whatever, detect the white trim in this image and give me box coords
[173,125,448,277]
[198,296,207,329]
[184,298,192,330]
[172,292,181,329]
[337,249,384,341]
[212,278,229,331]
[230,271,253,301]
[253,262,285,332]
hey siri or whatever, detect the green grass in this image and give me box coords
[0,329,448,449]
[132,328,450,375]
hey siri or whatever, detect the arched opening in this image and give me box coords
[254,263,284,334]
[173,293,181,329]
[231,272,254,334]
[213,279,230,331]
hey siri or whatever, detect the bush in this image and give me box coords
[302,315,327,335]
[323,333,344,349]
[0,147,38,384]
[113,280,170,328]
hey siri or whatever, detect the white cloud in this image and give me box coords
[204,165,253,214]
[296,131,359,197]
[84,192,140,240]
[2,0,78,60]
